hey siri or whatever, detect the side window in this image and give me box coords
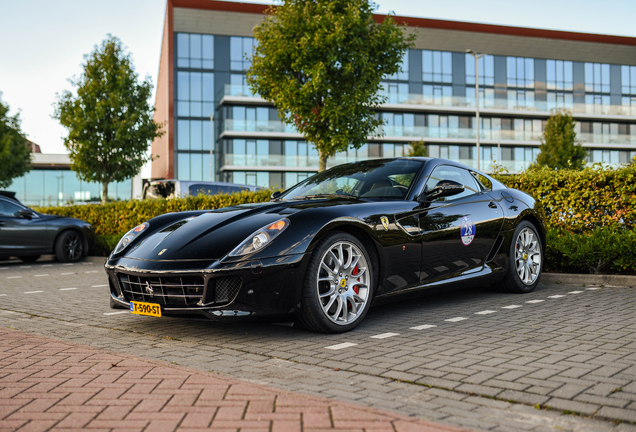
[472,172,492,190]
[425,165,482,201]
[0,200,23,217]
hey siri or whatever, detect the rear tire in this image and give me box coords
[495,221,543,293]
[298,232,374,333]
[18,255,40,263]
[55,230,85,263]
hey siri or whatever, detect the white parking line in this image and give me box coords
[24,291,43,294]
[34,274,49,277]
[62,263,74,266]
[410,324,437,330]
[526,300,544,304]
[0,294,6,297]
[103,311,128,316]
[19,266,31,269]
[475,310,497,315]
[568,291,584,294]
[59,288,77,291]
[586,287,600,290]
[502,305,522,309]
[325,342,357,350]
[92,284,108,288]
[61,272,76,275]
[370,332,399,339]
[445,317,468,322]
[7,276,22,279]
[85,271,98,274]
[548,295,565,298]
[0,267,8,270]
[41,265,52,267]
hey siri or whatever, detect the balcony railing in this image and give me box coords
[222,120,299,134]
[221,120,635,145]
[217,84,636,117]
[223,153,319,168]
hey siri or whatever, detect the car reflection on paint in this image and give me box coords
[105,157,546,333]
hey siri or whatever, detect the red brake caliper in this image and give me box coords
[352,266,360,295]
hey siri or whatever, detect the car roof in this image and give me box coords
[0,191,23,205]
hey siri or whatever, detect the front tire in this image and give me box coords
[495,221,543,293]
[55,230,85,263]
[299,232,374,333]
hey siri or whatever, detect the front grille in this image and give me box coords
[118,274,204,307]
[210,277,242,305]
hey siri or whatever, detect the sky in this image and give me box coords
[1,0,635,177]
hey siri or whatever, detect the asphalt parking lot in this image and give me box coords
[1,256,635,432]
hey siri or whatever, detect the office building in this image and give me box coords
[151,0,636,189]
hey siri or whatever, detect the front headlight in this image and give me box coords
[113,222,149,255]
[228,218,290,257]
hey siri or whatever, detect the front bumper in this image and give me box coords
[105,252,309,320]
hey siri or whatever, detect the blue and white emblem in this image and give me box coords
[460,216,476,246]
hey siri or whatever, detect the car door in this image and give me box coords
[416,165,503,284]
[0,199,50,254]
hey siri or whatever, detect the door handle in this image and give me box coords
[488,201,497,209]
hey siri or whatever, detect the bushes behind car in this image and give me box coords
[34,162,636,273]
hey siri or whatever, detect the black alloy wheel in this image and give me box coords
[55,230,84,263]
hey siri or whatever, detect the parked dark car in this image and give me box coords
[106,158,545,333]
[0,191,94,263]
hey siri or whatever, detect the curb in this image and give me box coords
[542,272,636,287]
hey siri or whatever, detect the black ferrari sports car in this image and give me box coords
[106,157,545,333]
[0,191,94,263]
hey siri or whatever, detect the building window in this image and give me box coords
[622,65,636,110]
[176,33,214,69]
[422,50,452,83]
[285,140,319,167]
[230,37,256,72]
[385,50,409,81]
[585,62,610,94]
[285,172,313,189]
[465,54,494,86]
[176,71,214,117]
[547,60,573,91]
[177,153,210,181]
[177,120,211,151]
[383,113,414,137]
[507,56,534,89]
[232,171,269,188]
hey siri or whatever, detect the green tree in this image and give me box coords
[534,110,586,170]
[0,95,31,189]
[54,35,163,204]
[405,140,427,157]
[247,0,414,171]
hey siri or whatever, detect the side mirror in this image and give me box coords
[422,180,465,201]
[270,191,282,201]
[18,209,34,219]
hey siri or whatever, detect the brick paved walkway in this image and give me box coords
[0,327,473,432]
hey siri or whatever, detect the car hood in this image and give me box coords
[123,199,363,262]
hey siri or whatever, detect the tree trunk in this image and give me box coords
[318,149,328,172]
[102,182,109,205]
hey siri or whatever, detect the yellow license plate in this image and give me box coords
[130,301,162,317]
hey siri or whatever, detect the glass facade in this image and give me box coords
[8,169,132,207]
[172,32,636,185]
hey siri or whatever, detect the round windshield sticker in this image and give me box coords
[460,216,476,246]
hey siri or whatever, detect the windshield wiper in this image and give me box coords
[291,194,358,200]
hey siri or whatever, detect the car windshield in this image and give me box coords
[280,159,425,201]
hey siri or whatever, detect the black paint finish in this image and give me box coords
[105,157,546,322]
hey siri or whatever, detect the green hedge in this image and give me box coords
[494,163,636,232]
[33,163,636,273]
